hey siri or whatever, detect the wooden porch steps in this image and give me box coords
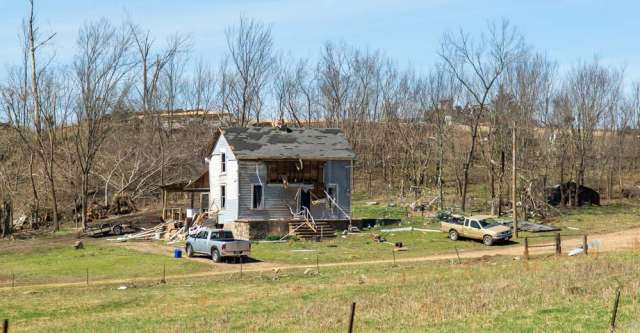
[288,220,337,240]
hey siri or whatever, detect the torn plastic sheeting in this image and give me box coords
[568,239,603,256]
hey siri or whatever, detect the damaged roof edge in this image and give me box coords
[212,127,356,160]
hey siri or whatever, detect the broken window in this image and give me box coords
[266,160,324,184]
[252,184,263,209]
[221,153,226,173]
[220,185,226,209]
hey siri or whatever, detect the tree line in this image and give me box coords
[1,1,639,235]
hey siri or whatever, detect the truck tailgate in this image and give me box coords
[224,241,250,252]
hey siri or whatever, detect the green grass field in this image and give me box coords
[1,249,639,332]
[0,241,210,287]
[1,192,639,332]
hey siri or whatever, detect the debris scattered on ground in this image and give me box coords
[365,201,379,206]
[381,227,412,232]
[413,228,440,233]
[388,203,397,207]
[349,226,360,233]
[496,221,560,233]
[380,226,439,233]
[358,274,368,284]
[73,241,84,250]
[373,234,386,243]
[410,197,440,212]
[568,240,603,256]
[567,227,580,231]
[117,285,128,290]
[12,214,27,229]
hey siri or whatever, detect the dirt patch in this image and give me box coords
[108,239,286,272]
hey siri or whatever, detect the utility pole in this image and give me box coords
[512,121,518,239]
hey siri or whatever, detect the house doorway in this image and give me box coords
[300,189,311,214]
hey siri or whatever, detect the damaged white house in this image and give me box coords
[207,126,356,240]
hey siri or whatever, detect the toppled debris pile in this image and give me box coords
[110,212,216,242]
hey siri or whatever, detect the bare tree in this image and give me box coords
[439,20,523,212]
[560,60,622,205]
[222,17,274,126]
[1,0,67,230]
[72,19,133,229]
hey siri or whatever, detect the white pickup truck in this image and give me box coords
[185,228,251,262]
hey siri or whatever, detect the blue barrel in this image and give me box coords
[173,248,182,258]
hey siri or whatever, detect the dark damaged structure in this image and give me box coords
[207,126,356,240]
[546,181,600,207]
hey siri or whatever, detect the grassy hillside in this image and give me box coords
[1,251,638,332]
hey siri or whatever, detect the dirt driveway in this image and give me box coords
[3,227,639,291]
[109,226,640,272]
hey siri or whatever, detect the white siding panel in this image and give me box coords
[209,134,239,224]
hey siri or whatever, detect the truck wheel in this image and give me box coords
[112,225,124,235]
[449,230,459,241]
[483,235,494,246]
[211,248,221,263]
[185,244,194,258]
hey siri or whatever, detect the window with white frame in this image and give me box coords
[252,184,264,209]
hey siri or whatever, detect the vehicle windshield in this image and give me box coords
[478,219,500,228]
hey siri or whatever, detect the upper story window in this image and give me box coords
[220,185,226,209]
[221,153,226,173]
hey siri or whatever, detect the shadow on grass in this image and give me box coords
[187,253,262,265]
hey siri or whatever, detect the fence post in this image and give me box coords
[583,235,588,256]
[348,302,356,333]
[86,268,89,286]
[555,233,561,256]
[454,246,461,264]
[609,287,621,333]
[392,249,396,266]
[161,264,166,284]
[2,319,8,333]
[240,256,243,278]
[316,254,320,274]
[11,273,14,289]
[523,237,529,261]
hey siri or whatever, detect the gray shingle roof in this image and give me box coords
[221,127,356,160]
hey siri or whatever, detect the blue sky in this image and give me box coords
[1,0,639,81]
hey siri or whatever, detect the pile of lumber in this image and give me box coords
[113,221,173,241]
[111,212,213,242]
